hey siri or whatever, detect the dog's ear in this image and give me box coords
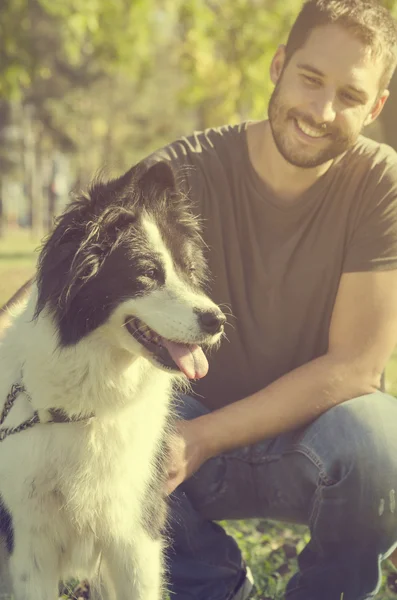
[138,161,176,194]
[90,166,137,200]
[90,161,175,204]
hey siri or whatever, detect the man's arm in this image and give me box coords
[198,269,397,454]
[0,278,33,338]
[165,269,397,492]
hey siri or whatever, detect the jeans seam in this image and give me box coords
[283,444,338,559]
[288,444,339,562]
[309,479,324,553]
[288,443,338,487]
[245,444,337,488]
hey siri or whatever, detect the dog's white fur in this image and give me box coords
[0,212,223,600]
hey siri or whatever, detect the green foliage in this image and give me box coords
[0,0,157,99]
[383,0,397,16]
[2,0,397,125]
[2,0,397,179]
[1,0,397,232]
[172,0,303,126]
[0,0,32,98]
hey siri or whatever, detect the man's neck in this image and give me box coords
[247,120,334,203]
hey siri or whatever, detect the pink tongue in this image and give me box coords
[161,340,209,379]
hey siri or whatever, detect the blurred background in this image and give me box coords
[1,0,397,239]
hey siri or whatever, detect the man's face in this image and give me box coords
[268,24,388,168]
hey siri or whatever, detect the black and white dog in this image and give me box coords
[0,161,225,599]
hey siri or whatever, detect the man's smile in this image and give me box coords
[294,117,330,140]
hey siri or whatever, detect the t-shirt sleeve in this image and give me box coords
[343,153,397,273]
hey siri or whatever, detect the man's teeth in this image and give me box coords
[296,119,327,138]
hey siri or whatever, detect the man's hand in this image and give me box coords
[165,419,212,496]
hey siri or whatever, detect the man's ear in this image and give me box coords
[270,45,287,85]
[364,90,389,126]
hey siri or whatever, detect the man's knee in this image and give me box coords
[297,392,397,507]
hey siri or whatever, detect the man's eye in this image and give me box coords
[340,91,359,105]
[302,75,321,86]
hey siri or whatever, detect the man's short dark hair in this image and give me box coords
[285,0,397,91]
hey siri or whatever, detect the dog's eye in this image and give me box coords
[145,267,159,280]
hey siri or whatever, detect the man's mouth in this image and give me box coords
[124,316,209,380]
[295,118,329,139]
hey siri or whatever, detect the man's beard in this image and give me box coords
[267,80,362,168]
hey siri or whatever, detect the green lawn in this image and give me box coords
[1,229,397,599]
[0,229,41,307]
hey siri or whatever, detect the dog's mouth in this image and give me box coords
[124,316,209,380]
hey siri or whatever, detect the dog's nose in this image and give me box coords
[198,310,226,334]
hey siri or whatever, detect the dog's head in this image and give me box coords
[35,162,225,380]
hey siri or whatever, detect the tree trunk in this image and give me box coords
[0,181,3,238]
[23,105,45,239]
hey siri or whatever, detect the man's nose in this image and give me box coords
[310,92,337,125]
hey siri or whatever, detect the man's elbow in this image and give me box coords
[345,362,386,397]
[327,352,386,400]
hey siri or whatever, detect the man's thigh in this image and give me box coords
[177,392,397,525]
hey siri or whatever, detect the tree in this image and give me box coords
[170,0,303,128]
[0,0,162,230]
[2,0,397,234]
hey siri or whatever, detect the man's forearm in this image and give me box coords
[193,353,379,460]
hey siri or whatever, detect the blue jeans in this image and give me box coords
[165,392,397,600]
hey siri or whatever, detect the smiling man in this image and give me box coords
[144,1,397,600]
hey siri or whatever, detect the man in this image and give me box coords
[144,1,397,599]
[1,1,397,599]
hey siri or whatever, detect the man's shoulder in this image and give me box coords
[346,135,397,170]
[337,135,397,198]
[148,121,249,166]
[178,121,247,150]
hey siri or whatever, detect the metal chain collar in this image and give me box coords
[0,383,39,442]
[0,382,94,442]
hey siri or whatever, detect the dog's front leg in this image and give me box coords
[89,556,117,600]
[9,536,59,600]
[103,531,164,600]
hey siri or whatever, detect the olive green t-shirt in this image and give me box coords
[149,122,397,411]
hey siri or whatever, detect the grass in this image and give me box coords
[1,228,397,599]
[221,519,310,600]
[221,519,397,599]
[0,229,40,308]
